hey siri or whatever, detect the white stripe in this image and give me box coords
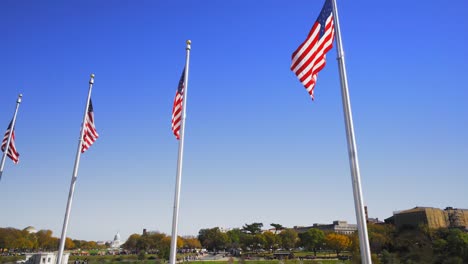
[291,24,321,66]
[294,26,333,79]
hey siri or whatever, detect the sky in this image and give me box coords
[1,0,467,243]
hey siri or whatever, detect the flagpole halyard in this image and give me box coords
[330,0,372,263]
[56,74,95,264]
[0,94,22,181]
[169,40,191,264]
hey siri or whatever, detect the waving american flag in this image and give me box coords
[291,0,335,100]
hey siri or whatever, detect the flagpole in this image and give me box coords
[169,40,191,264]
[56,74,95,264]
[330,0,372,263]
[0,94,22,181]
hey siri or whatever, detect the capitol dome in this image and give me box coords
[24,226,37,233]
[114,232,120,241]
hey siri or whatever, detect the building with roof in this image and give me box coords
[294,220,357,235]
[110,232,121,249]
[392,206,468,230]
[19,252,69,264]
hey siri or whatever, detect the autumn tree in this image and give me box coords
[182,236,201,249]
[325,233,351,257]
[36,230,58,251]
[65,237,76,250]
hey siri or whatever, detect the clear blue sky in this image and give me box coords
[1,0,467,242]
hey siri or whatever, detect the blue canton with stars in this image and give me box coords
[317,0,333,38]
[178,68,185,93]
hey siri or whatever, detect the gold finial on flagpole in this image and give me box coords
[89,73,95,84]
[186,40,191,50]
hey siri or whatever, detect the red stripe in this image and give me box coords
[291,22,320,70]
[81,110,99,153]
[171,90,184,140]
[2,129,19,163]
[291,13,335,100]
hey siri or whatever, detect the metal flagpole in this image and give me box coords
[0,94,22,181]
[56,74,95,264]
[330,0,372,263]
[169,40,191,264]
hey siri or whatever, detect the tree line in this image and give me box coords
[121,233,200,260]
[0,227,106,252]
[196,223,349,256]
[2,223,468,263]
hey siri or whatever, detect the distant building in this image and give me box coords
[24,226,37,234]
[392,206,468,230]
[19,252,69,264]
[445,207,468,228]
[219,227,232,233]
[364,206,384,224]
[294,220,357,235]
[110,232,121,249]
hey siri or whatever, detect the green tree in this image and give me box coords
[263,231,276,250]
[226,228,242,249]
[368,224,394,254]
[270,223,284,235]
[393,226,433,263]
[242,223,263,235]
[136,234,153,252]
[299,228,325,256]
[159,236,172,260]
[122,234,141,252]
[138,250,146,260]
[198,227,229,251]
[278,229,298,250]
[446,229,468,262]
[252,233,266,251]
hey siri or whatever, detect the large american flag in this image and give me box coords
[81,99,99,153]
[291,0,335,100]
[1,120,19,164]
[171,69,185,140]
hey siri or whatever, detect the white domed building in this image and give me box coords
[24,226,38,234]
[110,232,122,249]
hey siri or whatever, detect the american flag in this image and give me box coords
[1,120,19,164]
[171,68,185,140]
[291,0,335,100]
[81,99,99,153]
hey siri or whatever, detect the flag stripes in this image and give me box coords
[1,121,19,164]
[291,0,335,100]
[171,69,185,140]
[81,99,99,153]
